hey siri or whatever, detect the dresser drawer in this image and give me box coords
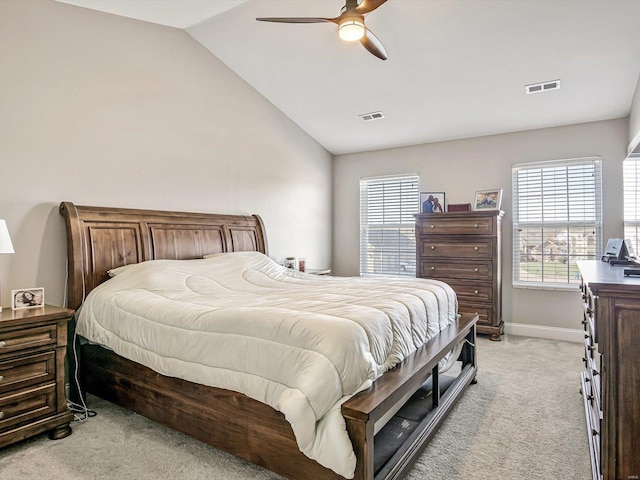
[0,383,57,433]
[0,325,58,356]
[448,282,492,303]
[458,304,492,326]
[0,352,56,394]
[418,216,493,236]
[420,260,492,281]
[419,238,493,259]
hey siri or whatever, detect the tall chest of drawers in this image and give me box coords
[0,305,74,448]
[416,210,504,341]
[577,261,640,480]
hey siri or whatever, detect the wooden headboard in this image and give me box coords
[59,202,268,310]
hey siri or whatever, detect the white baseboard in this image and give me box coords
[504,322,584,343]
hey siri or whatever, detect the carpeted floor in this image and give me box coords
[0,335,591,480]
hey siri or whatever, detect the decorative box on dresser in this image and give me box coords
[0,305,74,448]
[577,261,640,480]
[416,210,504,341]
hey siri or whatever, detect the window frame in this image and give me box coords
[359,174,420,278]
[512,157,602,290]
[624,154,640,254]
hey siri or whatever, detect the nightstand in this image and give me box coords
[0,305,74,448]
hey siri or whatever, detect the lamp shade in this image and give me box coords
[0,219,14,254]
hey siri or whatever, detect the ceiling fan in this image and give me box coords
[256,0,389,60]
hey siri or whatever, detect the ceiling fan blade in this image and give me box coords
[356,0,388,15]
[360,28,388,60]
[256,17,338,24]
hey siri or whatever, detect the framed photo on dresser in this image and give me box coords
[474,189,502,211]
[420,192,445,213]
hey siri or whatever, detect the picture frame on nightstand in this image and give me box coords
[11,287,44,309]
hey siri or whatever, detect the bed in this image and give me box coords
[60,201,478,480]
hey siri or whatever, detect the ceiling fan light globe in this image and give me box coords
[338,19,365,41]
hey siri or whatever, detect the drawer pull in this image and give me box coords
[431,266,436,270]
[474,246,479,251]
[591,429,598,437]
[0,340,5,349]
[581,319,588,325]
[474,290,479,294]
[429,225,435,229]
[0,375,3,384]
[430,246,435,250]
[0,411,3,420]
[474,268,479,272]
[587,345,595,352]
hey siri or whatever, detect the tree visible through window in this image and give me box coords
[512,157,602,288]
[360,174,419,277]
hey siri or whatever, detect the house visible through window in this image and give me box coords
[624,155,640,253]
[360,174,419,277]
[512,157,602,288]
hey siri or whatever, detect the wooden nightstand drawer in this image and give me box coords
[419,238,493,258]
[0,383,57,433]
[0,352,56,394]
[0,324,58,355]
[417,216,493,236]
[420,260,492,281]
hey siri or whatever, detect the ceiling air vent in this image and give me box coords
[525,80,560,94]
[360,111,385,121]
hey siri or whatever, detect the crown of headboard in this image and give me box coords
[59,202,268,310]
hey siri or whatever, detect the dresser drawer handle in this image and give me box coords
[474,290,479,294]
[431,266,436,270]
[474,268,479,272]
[0,411,3,420]
[0,375,3,384]
[474,246,479,250]
[429,225,435,229]
[474,224,478,228]
[430,246,435,250]
[0,340,5,349]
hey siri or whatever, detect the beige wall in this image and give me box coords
[333,118,628,335]
[629,72,640,154]
[0,0,332,308]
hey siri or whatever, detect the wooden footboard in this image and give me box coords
[73,313,477,480]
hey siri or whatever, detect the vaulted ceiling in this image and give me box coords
[57,0,640,155]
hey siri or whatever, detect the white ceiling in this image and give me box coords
[56,0,640,155]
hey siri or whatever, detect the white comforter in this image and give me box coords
[76,251,457,478]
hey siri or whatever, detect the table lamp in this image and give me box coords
[0,219,15,312]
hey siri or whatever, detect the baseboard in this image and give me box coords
[504,322,584,343]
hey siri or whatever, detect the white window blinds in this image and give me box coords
[512,157,602,288]
[624,155,640,253]
[360,174,419,277]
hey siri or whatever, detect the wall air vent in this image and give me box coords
[525,80,560,94]
[359,111,385,121]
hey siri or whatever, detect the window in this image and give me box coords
[624,155,640,253]
[512,157,602,288]
[360,174,419,277]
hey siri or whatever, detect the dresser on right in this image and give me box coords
[577,260,640,480]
